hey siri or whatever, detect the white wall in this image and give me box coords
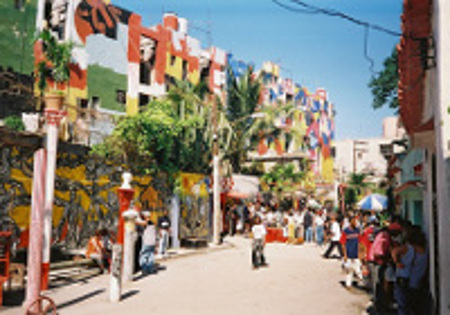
[434,1,450,313]
[383,116,405,139]
[334,137,391,179]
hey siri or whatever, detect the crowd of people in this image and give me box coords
[85,198,431,314]
[226,199,431,314]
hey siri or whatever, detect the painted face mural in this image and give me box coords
[74,0,131,43]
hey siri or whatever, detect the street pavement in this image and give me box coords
[4,237,369,315]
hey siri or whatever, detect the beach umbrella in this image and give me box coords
[357,194,387,211]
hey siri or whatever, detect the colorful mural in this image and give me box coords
[0,142,167,250]
[34,2,228,121]
[178,173,211,240]
[257,61,335,184]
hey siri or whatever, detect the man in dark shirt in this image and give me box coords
[341,217,363,289]
[303,209,313,242]
[157,209,171,258]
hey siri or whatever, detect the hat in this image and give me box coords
[141,211,151,218]
[388,222,402,231]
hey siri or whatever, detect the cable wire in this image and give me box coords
[272,0,319,14]
[287,0,402,37]
[363,26,376,75]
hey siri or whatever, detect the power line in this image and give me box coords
[286,0,402,37]
[363,26,376,75]
[272,0,319,14]
[272,0,398,74]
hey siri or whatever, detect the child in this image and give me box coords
[251,216,268,269]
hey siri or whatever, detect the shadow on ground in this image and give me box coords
[56,288,105,310]
[133,264,167,282]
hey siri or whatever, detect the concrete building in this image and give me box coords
[334,116,405,182]
[34,0,227,144]
[397,0,450,313]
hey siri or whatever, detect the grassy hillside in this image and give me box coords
[0,0,37,75]
[87,64,127,112]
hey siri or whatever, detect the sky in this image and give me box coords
[114,0,403,140]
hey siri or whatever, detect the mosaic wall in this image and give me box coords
[0,143,168,249]
[178,173,211,240]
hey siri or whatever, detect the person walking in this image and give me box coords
[303,208,313,242]
[341,217,363,289]
[323,214,343,258]
[157,209,171,259]
[315,210,325,246]
[139,211,157,274]
[293,208,305,241]
[251,216,267,269]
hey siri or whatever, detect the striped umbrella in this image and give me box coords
[357,194,387,211]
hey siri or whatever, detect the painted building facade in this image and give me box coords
[255,61,335,186]
[35,1,227,122]
[35,1,334,188]
[397,0,450,312]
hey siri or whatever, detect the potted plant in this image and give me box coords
[35,29,72,110]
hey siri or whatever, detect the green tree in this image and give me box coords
[343,173,369,209]
[225,67,262,173]
[91,81,233,178]
[3,115,25,131]
[261,163,306,199]
[368,47,399,110]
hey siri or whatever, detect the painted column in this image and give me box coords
[126,14,142,116]
[36,0,46,31]
[24,149,46,310]
[122,208,138,283]
[64,0,75,42]
[41,109,66,291]
[171,195,180,248]
[435,1,450,313]
[109,244,122,303]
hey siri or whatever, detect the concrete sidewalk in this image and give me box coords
[2,241,234,314]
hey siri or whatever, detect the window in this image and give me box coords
[91,96,100,109]
[138,93,149,107]
[77,98,88,108]
[14,0,25,10]
[182,60,188,81]
[116,90,126,104]
[171,55,176,66]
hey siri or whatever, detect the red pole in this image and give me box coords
[117,188,134,245]
[24,149,46,309]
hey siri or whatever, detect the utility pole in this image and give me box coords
[212,96,221,245]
